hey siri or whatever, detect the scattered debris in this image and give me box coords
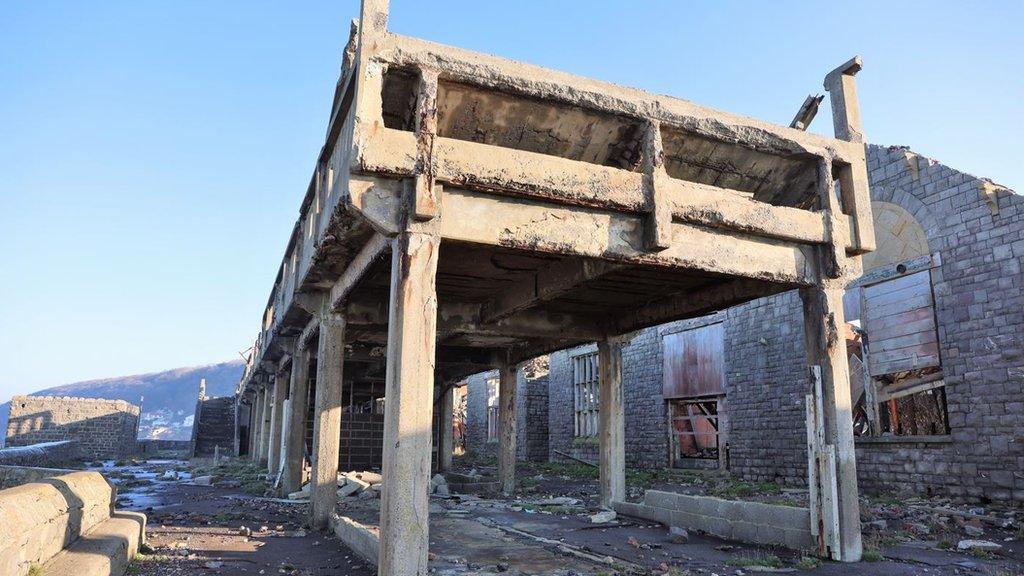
[957,539,1002,552]
[589,510,616,524]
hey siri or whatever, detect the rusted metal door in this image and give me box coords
[663,323,726,399]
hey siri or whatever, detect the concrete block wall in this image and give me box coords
[5,396,140,460]
[339,413,384,472]
[614,490,813,550]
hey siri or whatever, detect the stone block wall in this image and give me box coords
[5,396,140,460]
[540,144,1024,503]
[464,368,549,462]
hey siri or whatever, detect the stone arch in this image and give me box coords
[861,200,931,272]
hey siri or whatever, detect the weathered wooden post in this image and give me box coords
[598,337,625,508]
[497,355,517,497]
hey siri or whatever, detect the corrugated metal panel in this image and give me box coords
[863,270,940,376]
[663,323,725,399]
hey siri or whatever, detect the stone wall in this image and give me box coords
[538,144,1024,503]
[464,368,549,462]
[5,396,140,460]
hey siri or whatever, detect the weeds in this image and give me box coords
[725,553,785,569]
[794,556,821,570]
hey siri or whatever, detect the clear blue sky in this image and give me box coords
[1,1,1021,402]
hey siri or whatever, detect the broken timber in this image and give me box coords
[235,0,875,570]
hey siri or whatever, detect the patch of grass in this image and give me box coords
[725,554,785,569]
[709,480,782,499]
[530,461,599,480]
[862,547,883,562]
[126,554,172,575]
[794,556,821,570]
[28,566,43,576]
[869,492,901,506]
[968,547,995,560]
[213,512,245,522]
[937,540,954,550]
[1016,527,1024,541]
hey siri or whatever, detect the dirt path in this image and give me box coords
[109,461,373,576]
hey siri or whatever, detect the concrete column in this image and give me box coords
[598,337,625,508]
[267,371,288,475]
[247,395,259,459]
[283,347,311,494]
[310,313,345,530]
[800,285,862,562]
[378,230,439,575]
[259,379,274,468]
[497,357,517,497]
[253,386,266,463]
[438,385,455,472]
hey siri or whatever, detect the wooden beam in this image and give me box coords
[328,233,390,310]
[480,259,624,324]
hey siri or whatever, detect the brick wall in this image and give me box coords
[339,413,384,471]
[5,395,140,459]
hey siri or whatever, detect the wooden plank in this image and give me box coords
[871,353,941,377]
[663,323,726,398]
[869,330,938,354]
[866,311,936,341]
[877,377,945,403]
[806,394,820,538]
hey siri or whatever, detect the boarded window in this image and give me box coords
[663,323,725,399]
[861,270,939,377]
[572,353,599,438]
[486,378,499,441]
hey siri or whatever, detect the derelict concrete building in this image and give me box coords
[234,0,877,569]
[467,144,1022,504]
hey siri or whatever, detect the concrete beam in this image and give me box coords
[329,233,390,310]
[480,259,624,324]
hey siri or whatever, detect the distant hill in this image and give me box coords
[1,360,244,444]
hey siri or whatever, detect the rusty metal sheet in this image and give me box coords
[663,323,725,399]
[862,270,940,377]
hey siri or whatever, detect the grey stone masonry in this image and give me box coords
[464,366,549,462]
[538,144,1024,503]
[5,395,140,459]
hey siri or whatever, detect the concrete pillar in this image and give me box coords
[267,370,288,475]
[800,285,862,562]
[438,385,455,473]
[378,230,439,575]
[310,313,345,530]
[598,337,625,508]
[253,386,266,463]
[259,379,274,468]
[283,347,311,494]
[247,395,259,459]
[497,357,517,497]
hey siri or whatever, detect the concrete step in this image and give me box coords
[40,511,146,576]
